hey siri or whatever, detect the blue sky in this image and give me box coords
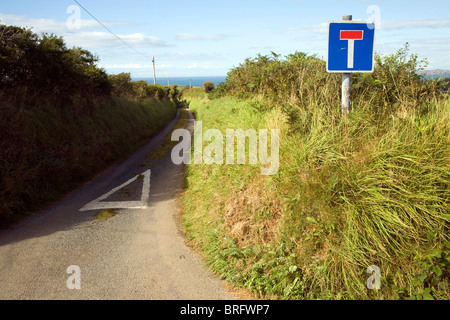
[1,0,450,78]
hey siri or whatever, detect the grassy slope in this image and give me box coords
[0,97,177,228]
[179,91,450,300]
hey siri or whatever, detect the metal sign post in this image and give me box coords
[327,15,376,115]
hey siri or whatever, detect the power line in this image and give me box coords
[73,0,171,82]
[73,0,151,59]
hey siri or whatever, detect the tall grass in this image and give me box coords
[277,97,450,299]
[0,97,177,228]
[179,46,450,300]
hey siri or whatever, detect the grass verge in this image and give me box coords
[178,92,450,300]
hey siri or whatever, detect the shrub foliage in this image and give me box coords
[0,25,111,111]
[215,45,446,120]
[0,24,180,111]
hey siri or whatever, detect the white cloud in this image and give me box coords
[185,63,228,70]
[101,63,172,69]
[64,31,168,49]
[284,18,450,35]
[284,22,328,35]
[155,52,225,61]
[0,13,130,33]
[0,13,167,49]
[382,19,450,30]
[176,33,228,41]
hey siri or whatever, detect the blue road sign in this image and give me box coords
[327,21,376,73]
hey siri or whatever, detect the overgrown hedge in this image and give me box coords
[0,24,111,112]
[0,24,181,111]
[0,24,180,228]
[108,73,181,101]
[214,44,446,121]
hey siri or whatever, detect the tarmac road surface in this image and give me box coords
[0,106,236,300]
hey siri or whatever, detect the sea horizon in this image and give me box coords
[133,76,227,87]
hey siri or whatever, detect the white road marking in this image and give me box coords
[79,170,151,211]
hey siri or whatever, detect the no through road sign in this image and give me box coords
[327,21,376,73]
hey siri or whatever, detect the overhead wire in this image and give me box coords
[73,0,151,59]
[73,0,169,82]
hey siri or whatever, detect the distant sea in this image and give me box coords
[133,76,227,87]
[421,74,450,79]
[133,74,449,86]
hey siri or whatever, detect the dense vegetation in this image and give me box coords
[108,72,181,101]
[0,25,179,228]
[0,25,110,113]
[180,45,450,299]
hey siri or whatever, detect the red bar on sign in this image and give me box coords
[340,30,364,40]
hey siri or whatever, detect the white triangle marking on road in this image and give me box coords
[79,170,151,211]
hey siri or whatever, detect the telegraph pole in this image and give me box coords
[152,56,156,85]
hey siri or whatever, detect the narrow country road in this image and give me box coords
[0,106,236,300]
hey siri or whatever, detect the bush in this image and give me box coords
[0,24,111,112]
[207,82,227,100]
[222,51,341,113]
[219,45,445,122]
[108,73,134,97]
[352,43,445,116]
[169,85,181,102]
[126,82,178,101]
[0,24,180,108]
[132,80,151,100]
[203,81,215,93]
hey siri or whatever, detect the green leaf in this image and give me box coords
[306,217,317,223]
[408,293,422,300]
[432,265,443,277]
[443,241,450,250]
[431,276,439,287]
[415,272,428,284]
[428,249,442,259]
[438,282,449,291]
[422,288,434,300]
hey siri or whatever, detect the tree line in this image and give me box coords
[0,24,179,113]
